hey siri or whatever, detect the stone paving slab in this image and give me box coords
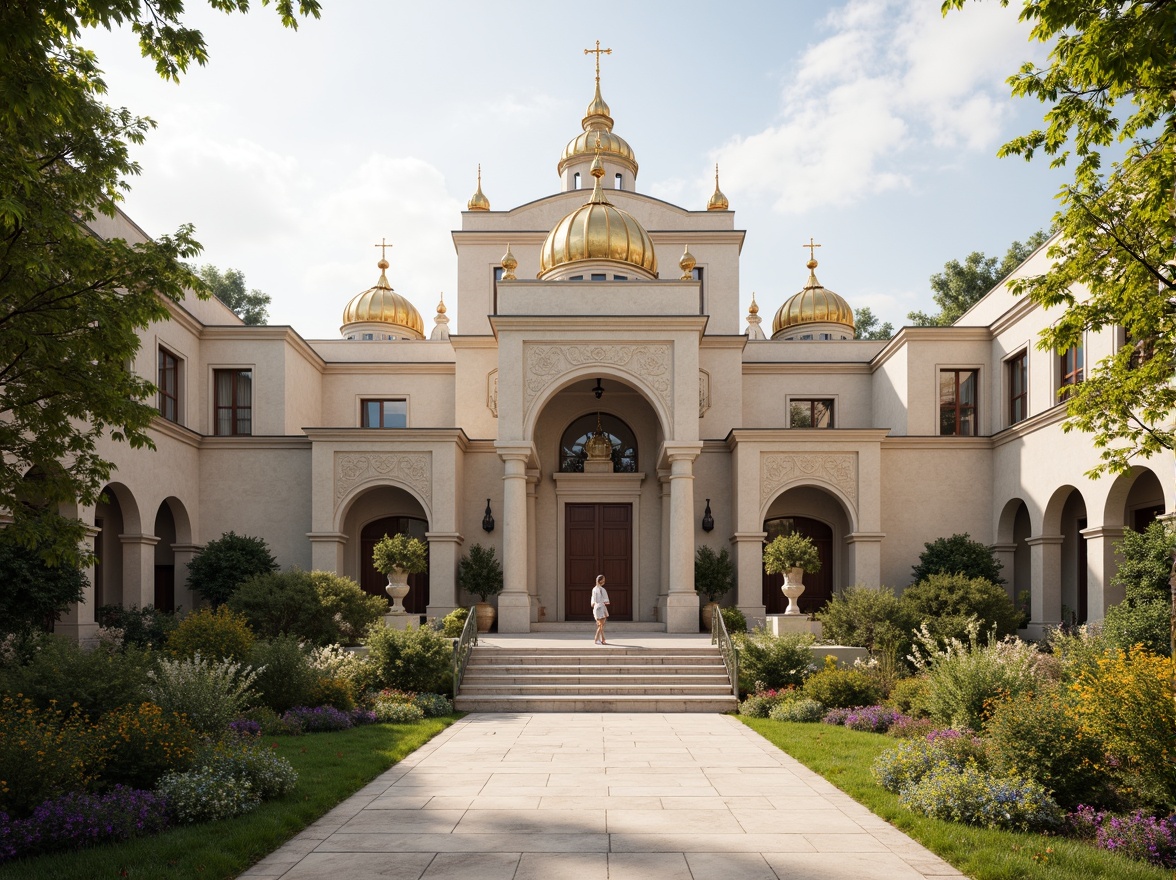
[239,713,968,880]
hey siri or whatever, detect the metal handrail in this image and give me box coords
[711,604,739,698]
[452,605,479,700]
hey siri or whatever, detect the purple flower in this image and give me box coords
[1065,807,1176,868]
[281,705,354,733]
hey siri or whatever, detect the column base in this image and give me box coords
[660,592,700,633]
[55,621,100,646]
[737,605,767,631]
[497,592,532,633]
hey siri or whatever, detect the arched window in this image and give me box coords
[573,172,581,190]
[559,413,638,473]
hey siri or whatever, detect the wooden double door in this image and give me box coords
[566,503,632,621]
[763,516,833,615]
[360,516,430,616]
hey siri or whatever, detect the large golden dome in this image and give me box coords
[342,259,424,338]
[539,154,657,278]
[772,260,854,338]
[558,80,638,177]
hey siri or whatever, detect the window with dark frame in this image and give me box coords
[789,399,834,428]
[157,348,179,423]
[939,369,977,436]
[1008,351,1028,425]
[361,399,407,429]
[1060,343,1084,399]
[213,368,252,436]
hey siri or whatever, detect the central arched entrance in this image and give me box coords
[762,516,833,615]
[360,516,430,615]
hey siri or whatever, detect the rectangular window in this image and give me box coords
[1060,343,1083,399]
[940,369,977,436]
[213,369,252,436]
[157,348,179,423]
[1007,351,1027,425]
[789,399,834,428]
[361,399,407,428]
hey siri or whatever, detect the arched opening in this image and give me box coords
[153,502,177,612]
[559,412,638,473]
[1012,502,1031,612]
[94,483,140,613]
[1116,467,1165,532]
[761,485,852,615]
[1045,485,1088,626]
[340,485,431,616]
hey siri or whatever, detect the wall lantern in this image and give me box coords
[482,499,495,532]
[593,378,604,400]
[701,499,714,532]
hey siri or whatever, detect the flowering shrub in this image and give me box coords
[886,716,936,739]
[309,643,369,684]
[738,686,795,718]
[350,708,378,726]
[228,718,262,738]
[310,676,356,711]
[872,732,986,793]
[1069,806,1176,868]
[166,606,255,663]
[363,624,452,693]
[843,705,903,733]
[736,630,816,691]
[98,702,200,791]
[0,786,168,863]
[821,707,852,726]
[157,768,259,823]
[374,701,425,724]
[146,654,259,735]
[769,698,825,723]
[0,695,100,817]
[802,659,883,709]
[413,693,453,717]
[281,705,354,733]
[886,676,931,718]
[899,763,1063,832]
[248,635,318,713]
[199,744,297,800]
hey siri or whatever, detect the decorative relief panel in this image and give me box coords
[524,343,672,413]
[334,452,431,507]
[487,370,498,418]
[698,369,710,418]
[760,452,857,507]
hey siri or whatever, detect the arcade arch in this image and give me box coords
[761,485,853,615]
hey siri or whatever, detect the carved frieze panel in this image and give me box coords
[487,370,498,418]
[699,369,710,417]
[760,452,857,507]
[524,343,672,413]
[334,452,431,508]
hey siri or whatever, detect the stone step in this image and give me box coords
[530,622,669,633]
[453,695,738,713]
[462,673,731,686]
[465,651,723,664]
[460,683,734,696]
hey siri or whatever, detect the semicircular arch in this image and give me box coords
[523,364,672,443]
[334,478,433,534]
[760,481,858,533]
[1043,484,1084,536]
[96,482,142,534]
[1102,465,1167,529]
[996,496,1034,544]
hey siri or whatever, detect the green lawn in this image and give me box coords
[741,717,1172,880]
[0,717,459,880]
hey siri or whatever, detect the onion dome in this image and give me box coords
[772,258,854,340]
[501,244,518,281]
[679,246,697,280]
[341,253,424,340]
[746,292,766,340]
[707,165,729,211]
[558,71,638,178]
[430,293,450,341]
[467,164,490,211]
[539,146,658,279]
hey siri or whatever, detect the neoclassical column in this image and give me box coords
[1079,525,1125,622]
[57,525,101,644]
[846,532,885,589]
[1026,534,1064,633]
[171,543,202,611]
[658,468,671,614]
[425,531,462,619]
[496,444,532,633]
[526,470,540,623]
[732,530,767,628]
[989,542,1018,603]
[661,444,702,633]
[307,532,348,574]
[120,533,159,608]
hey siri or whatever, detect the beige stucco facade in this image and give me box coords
[53,76,1172,643]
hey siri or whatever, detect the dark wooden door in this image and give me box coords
[360,516,430,615]
[566,503,632,621]
[153,565,175,612]
[762,516,833,615]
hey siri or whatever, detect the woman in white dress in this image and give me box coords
[591,574,610,644]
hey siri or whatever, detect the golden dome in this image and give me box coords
[539,150,657,278]
[467,164,490,211]
[342,258,425,338]
[558,78,638,176]
[772,260,854,337]
[707,165,729,211]
[501,244,518,281]
[679,246,697,280]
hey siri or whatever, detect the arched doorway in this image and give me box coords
[762,516,833,615]
[360,516,430,615]
[153,502,177,612]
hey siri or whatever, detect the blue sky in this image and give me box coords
[86,0,1067,338]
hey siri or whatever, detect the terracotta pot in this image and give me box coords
[474,601,496,633]
[385,568,410,614]
[700,601,720,632]
[781,567,805,615]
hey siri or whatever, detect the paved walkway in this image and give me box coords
[241,713,966,880]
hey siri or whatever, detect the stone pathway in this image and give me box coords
[240,713,967,880]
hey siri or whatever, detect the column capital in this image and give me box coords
[307,531,348,545]
[171,543,203,554]
[990,542,1017,553]
[1080,525,1125,541]
[846,532,886,545]
[424,531,464,545]
[1026,534,1065,547]
[731,531,768,543]
[660,442,702,466]
[495,441,535,465]
[119,533,160,547]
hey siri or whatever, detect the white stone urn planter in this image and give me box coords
[385,568,411,615]
[781,567,805,615]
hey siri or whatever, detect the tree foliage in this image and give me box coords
[0,0,318,566]
[853,306,894,340]
[907,231,1048,327]
[902,573,1023,642]
[185,531,278,607]
[198,264,270,325]
[943,0,1176,475]
[0,530,87,634]
[912,532,1004,584]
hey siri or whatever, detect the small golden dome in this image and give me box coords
[707,164,729,211]
[467,164,490,211]
[558,74,638,176]
[436,292,446,315]
[342,258,425,338]
[679,246,697,280]
[749,292,759,315]
[539,148,657,278]
[772,260,854,337]
[501,244,518,281]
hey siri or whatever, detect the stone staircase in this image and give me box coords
[454,643,738,713]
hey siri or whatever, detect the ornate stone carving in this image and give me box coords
[760,452,857,506]
[487,369,498,418]
[524,343,672,413]
[335,452,431,507]
[698,369,710,417]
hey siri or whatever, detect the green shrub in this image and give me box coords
[984,685,1110,809]
[694,545,735,602]
[249,635,319,714]
[167,606,255,662]
[899,763,1062,832]
[413,692,454,717]
[96,604,178,649]
[198,741,298,800]
[0,695,101,817]
[0,530,87,635]
[0,636,151,719]
[818,585,914,657]
[719,606,747,633]
[872,734,987,794]
[441,606,470,638]
[374,701,425,723]
[900,572,1022,642]
[886,675,931,718]
[308,570,386,644]
[157,768,260,823]
[310,676,356,711]
[364,624,452,693]
[372,533,429,575]
[1102,597,1171,657]
[1047,623,1113,686]
[910,532,1003,584]
[802,662,882,709]
[1111,520,1176,604]
[145,655,260,736]
[457,543,503,601]
[97,701,199,790]
[226,570,332,645]
[736,629,815,692]
[770,697,825,722]
[738,687,796,717]
[185,531,278,607]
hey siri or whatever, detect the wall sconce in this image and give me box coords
[701,498,714,532]
[593,378,604,400]
[482,499,495,532]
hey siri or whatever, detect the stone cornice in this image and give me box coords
[302,427,470,450]
[148,416,202,449]
[724,428,890,449]
[491,315,708,336]
[319,362,456,376]
[881,435,992,451]
[700,335,748,350]
[200,435,312,451]
[870,326,993,372]
[742,361,872,375]
[449,336,499,349]
[202,325,326,371]
[991,403,1068,446]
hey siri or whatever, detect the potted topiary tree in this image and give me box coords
[371,533,428,615]
[458,543,504,632]
[695,545,735,632]
[762,532,821,615]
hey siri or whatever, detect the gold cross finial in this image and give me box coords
[802,237,821,262]
[374,238,393,262]
[584,40,612,83]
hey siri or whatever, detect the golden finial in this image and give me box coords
[501,243,518,281]
[436,292,446,315]
[707,164,729,211]
[590,133,605,178]
[374,238,392,270]
[803,237,821,269]
[584,40,612,84]
[679,245,697,281]
[467,164,490,211]
[749,292,759,315]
